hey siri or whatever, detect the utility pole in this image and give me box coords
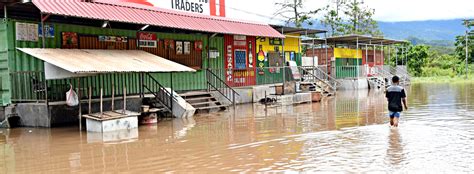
[467,29,469,79]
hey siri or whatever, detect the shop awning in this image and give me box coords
[17,48,196,74]
[31,0,284,38]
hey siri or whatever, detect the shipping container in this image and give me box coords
[2,19,225,105]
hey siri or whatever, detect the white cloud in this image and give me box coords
[224,0,474,23]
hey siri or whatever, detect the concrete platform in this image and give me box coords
[87,128,139,143]
[293,93,312,104]
[338,78,369,90]
[84,111,139,132]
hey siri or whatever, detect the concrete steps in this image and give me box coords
[179,91,228,113]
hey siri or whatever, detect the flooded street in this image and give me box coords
[1,83,474,173]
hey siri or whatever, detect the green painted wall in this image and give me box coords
[3,19,225,104]
[0,20,12,105]
[256,53,301,85]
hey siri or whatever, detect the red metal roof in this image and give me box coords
[32,0,284,38]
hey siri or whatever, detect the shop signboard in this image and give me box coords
[138,32,157,48]
[118,0,226,17]
[38,24,55,38]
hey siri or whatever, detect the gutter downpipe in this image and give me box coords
[3,5,7,20]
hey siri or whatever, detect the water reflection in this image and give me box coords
[387,128,404,167]
[1,83,474,172]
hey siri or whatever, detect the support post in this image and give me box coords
[40,13,49,105]
[373,44,376,66]
[402,47,405,66]
[123,85,127,114]
[356,37,359,78]
[111,82,115,111]
[281,28,285,95]
[140,73,144,98]
[88,86,92,114]
[325,35,328,78]
[170,72,173,113]
[365,44,368,67]
[77,78,82,131]
[396,47,398,66]
[100,87,103,117]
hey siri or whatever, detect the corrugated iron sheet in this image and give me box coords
[32,0,285,38]
[17,48,196,73]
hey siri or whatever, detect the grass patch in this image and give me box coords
[411,76,474,83]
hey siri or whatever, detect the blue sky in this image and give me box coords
[225,0,474,23]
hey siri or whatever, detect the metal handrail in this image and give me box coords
[143,73,176,112]
[301,66,340,87]
[299,67,338,91]
[206,69,239,105]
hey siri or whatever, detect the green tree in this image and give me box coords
[274,0,322,28]
[321,0,346,36]
[342,0,381,36]
[406,45,430,76]
[454,35,473,64]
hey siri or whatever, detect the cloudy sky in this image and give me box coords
[225,0,474,23]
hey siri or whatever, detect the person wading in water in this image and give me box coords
[386,76,408,127]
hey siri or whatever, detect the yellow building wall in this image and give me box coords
[256,34,301,53]
[256,34,301,63]
[334,48,363,59]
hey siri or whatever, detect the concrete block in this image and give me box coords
[293,93,312,104]
[338,78,369,90]
[252,85,275,103]
[86,116,138,132]
[16,103,50,127]
[166,88,196,118]
[278,95,294,105]
[87,128,139,143]
[234,87,253,104]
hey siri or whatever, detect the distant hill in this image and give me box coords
[378,19,466,42]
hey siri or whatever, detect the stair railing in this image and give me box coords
[143,73,176,112]
[300,66,340,91]
[206,69,239,106]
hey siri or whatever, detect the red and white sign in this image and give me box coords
[138,32,157,48]
[118,0,226,17]
[138,32,157,41]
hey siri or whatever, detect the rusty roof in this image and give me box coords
[17,48,196,73]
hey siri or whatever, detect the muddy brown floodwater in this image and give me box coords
[1,83,474,173]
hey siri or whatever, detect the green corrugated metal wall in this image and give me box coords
[2,19,225,105]
[0,20,12,105]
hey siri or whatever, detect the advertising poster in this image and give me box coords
[176,41,183,55]
[16,22,38,41]
[184,41,191,55]
[62,32,78,48]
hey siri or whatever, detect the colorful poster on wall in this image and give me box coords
[234,50,247,70]
[38,24,55,38]
[194,41,203,51]
[226,44,233,83]
[184,41,191,55]
[61,32,78,48]
[15,22,38,41]
[176,41,183,55]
